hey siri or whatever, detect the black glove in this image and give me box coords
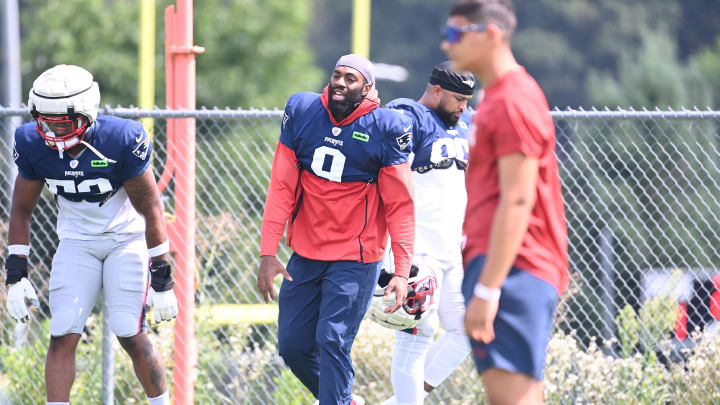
[149,260,174,292]
[5,255,28,285]
[378,264,418,288]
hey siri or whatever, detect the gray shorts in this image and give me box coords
[49,235,149,337]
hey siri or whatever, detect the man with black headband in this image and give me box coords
[258,54,415,404]
[370,62,475,405]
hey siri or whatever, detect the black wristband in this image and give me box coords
[149,260,174,292]
[5,255,28,285]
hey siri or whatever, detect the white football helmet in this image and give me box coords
[28,64,100,153]
[368,263,438,330]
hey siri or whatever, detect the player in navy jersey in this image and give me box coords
[5,65,176,405]
[373,62,476,405]
[257,54,416,405]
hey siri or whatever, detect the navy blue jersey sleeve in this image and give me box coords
[380,109,414,167]
[13,128,41,180]
[121,122,152,180]
[387,99,426,154]
[279,94,298,149]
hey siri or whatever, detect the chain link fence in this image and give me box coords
[0,106,719,404]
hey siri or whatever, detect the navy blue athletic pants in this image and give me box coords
[278,253,381,404]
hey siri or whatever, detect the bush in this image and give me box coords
[4,307,718,403]
[272,368,314,405]
[0,310,285,404]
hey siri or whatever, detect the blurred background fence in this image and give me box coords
[0,106,719,404]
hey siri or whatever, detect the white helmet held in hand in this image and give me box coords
[28,64,100,152]
[368,263,438,330]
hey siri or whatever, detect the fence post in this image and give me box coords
[600,222,615,346]
[165,2,204,404]
[101,301,115,405]
[2,0,21,192]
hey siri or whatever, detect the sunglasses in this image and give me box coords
[441,24,493,44]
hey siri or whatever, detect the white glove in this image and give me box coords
[7,278,39,323]
[146,287,178,323]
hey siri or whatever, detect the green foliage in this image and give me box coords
[587,30,713,108]
[20,0,143,107]
[272,368,314,405]
[616,305,640,358]
[668,332,720,404]
[19,0,323,108]
[691,37,720,109]
[17,0,720,108]
[308,0,456,102]
[556,112,720,344]
[194,0,323,108]
[0,313,286,404]
[638,295,677,348]
[0,324,47,405]
[616,291,677,360]
[545,332,672,404]
[190,115,295,305]
[351,321,485,404]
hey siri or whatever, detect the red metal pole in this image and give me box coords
[164,2,204,404]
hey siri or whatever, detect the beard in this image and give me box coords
[436,102,461,127]
[328,84,366,120]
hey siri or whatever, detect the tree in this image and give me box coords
[19,0,323,108]
[587,29,713,109]
[690,37,720,109]
[308,0,456,102]
[558,28,720,344]
[308,0,717,108]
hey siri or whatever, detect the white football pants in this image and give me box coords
[49,235,149,337]
[385,256,471,405]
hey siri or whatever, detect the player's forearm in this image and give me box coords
[7,212,32,248]
[143,207,169,262]
[479,199,533,289]
[7,177,42,250]
[124,169,169,261]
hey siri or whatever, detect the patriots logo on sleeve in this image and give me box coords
[12,141,19,161]
[282,112,290,129]
[132,135,151,160]
[396,132,412,150]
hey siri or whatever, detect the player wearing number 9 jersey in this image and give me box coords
[258,54,415,405]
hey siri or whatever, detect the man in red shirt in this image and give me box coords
[442,1,569,404]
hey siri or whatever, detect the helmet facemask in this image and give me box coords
[32,107,91,153]
[403,275,437,319]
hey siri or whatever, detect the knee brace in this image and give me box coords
[109,312,142,338]
[49,308,85,336]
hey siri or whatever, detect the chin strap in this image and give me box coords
[80,140,117,164]
[50,132,65,159]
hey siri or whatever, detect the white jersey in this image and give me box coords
[411,167,467,261]
[55,188,145,240]
[387,98,473,262]
[13,116,152,240]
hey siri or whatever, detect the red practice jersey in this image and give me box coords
[463,69,569,293]
[260,87,416,277]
